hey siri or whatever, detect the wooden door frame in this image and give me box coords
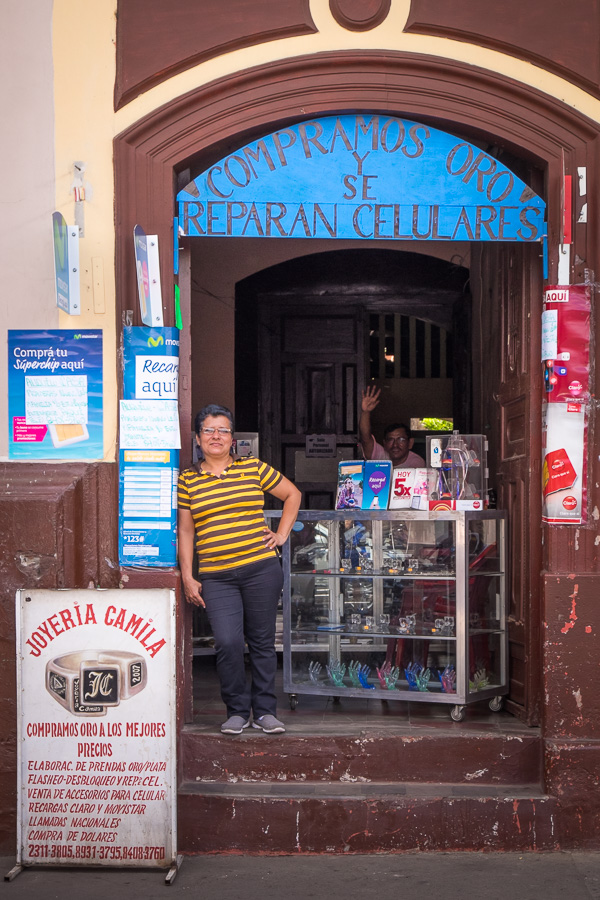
[257,295,366,502]
[471,241,545,724]
[114,50,600,725]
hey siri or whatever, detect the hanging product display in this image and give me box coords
[541,285,590,524]
[426,433,489,511]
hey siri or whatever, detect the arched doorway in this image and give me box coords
[115,52,596,725]
[176,111,546,722]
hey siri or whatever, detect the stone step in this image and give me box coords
[180,723,543,787]
[177,781,555,853]
[182,779,545,799]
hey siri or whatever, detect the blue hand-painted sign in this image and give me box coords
[177,114,546,243]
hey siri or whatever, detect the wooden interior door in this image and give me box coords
[472,242,542,725]
[259,300,365,507]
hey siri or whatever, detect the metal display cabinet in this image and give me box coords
[278,509,507,722]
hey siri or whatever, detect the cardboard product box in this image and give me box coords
[389,468,416,509]
[361,460,392,509]
[335,461,364,510]
[411,467,430,510]
[389,467,431,510]
[543,446,578,496]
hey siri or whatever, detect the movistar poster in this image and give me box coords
[122,326,179,401]
[119,327,180,567]
[8,330,103,460]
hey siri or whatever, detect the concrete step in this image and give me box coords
[177,780,554,853]
[180,721,543,787]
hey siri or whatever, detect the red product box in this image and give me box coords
[543,447,578,496]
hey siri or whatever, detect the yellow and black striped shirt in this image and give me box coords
[177,456,283,573]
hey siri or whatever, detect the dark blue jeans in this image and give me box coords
[201,557,283,720]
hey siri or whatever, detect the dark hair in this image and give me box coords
[383,422,412,439]
[194,404,234,435]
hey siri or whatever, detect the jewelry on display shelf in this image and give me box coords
[397,614,417,634]
[405,662,431,692]
[308,660,323,683]
[376,662,400,690]
[469,668,490,691]
[326,658,347,687]
[433,615,455,636]
[348,660,376,689]
[378,613,390,632]
[360,554,373,573]
[439,664,456,693]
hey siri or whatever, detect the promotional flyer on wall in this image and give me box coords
[8,330,103,460]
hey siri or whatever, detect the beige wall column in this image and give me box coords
[0,1,56,458]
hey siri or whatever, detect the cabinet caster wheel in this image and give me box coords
[289,694,298,710]
[489,696,503,712]
[450,705,466,722]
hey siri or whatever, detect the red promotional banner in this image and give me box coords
[542,285,590,403]
[541,285,590,524]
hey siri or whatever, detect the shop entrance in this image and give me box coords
[179,114,546,724]
[113,50,600,850]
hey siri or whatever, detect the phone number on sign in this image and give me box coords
[28,844,165,861]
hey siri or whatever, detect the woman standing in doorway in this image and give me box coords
[178,404,301,735]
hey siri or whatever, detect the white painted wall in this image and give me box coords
[0,0,57,458]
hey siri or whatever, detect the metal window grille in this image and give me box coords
[369,313,452,379]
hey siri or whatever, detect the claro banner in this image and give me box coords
[16,589,176,871]
[541,285,591,524]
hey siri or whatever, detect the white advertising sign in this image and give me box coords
[542,402,586,524]
[305,434,337,458]
[541,309,558,361]
[134,355,179,400]
[25,375,88,425]
[16,589,176,869]
[119,399,181,449]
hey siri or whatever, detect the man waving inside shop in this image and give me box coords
[359,385,425,467]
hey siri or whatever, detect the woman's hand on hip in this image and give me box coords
[182,575,205,608]
[262,526,287,550]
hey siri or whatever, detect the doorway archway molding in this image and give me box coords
[115,48,599,464]
[114,49,600,724]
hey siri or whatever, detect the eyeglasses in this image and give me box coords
[384,435,409,444]
[200,427,232,436]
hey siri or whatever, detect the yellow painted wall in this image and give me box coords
[53,0,119,459]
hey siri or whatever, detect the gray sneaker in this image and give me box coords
[252,715,286,734]
[221,716,250,735]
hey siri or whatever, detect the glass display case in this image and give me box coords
[278,509,507,721]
